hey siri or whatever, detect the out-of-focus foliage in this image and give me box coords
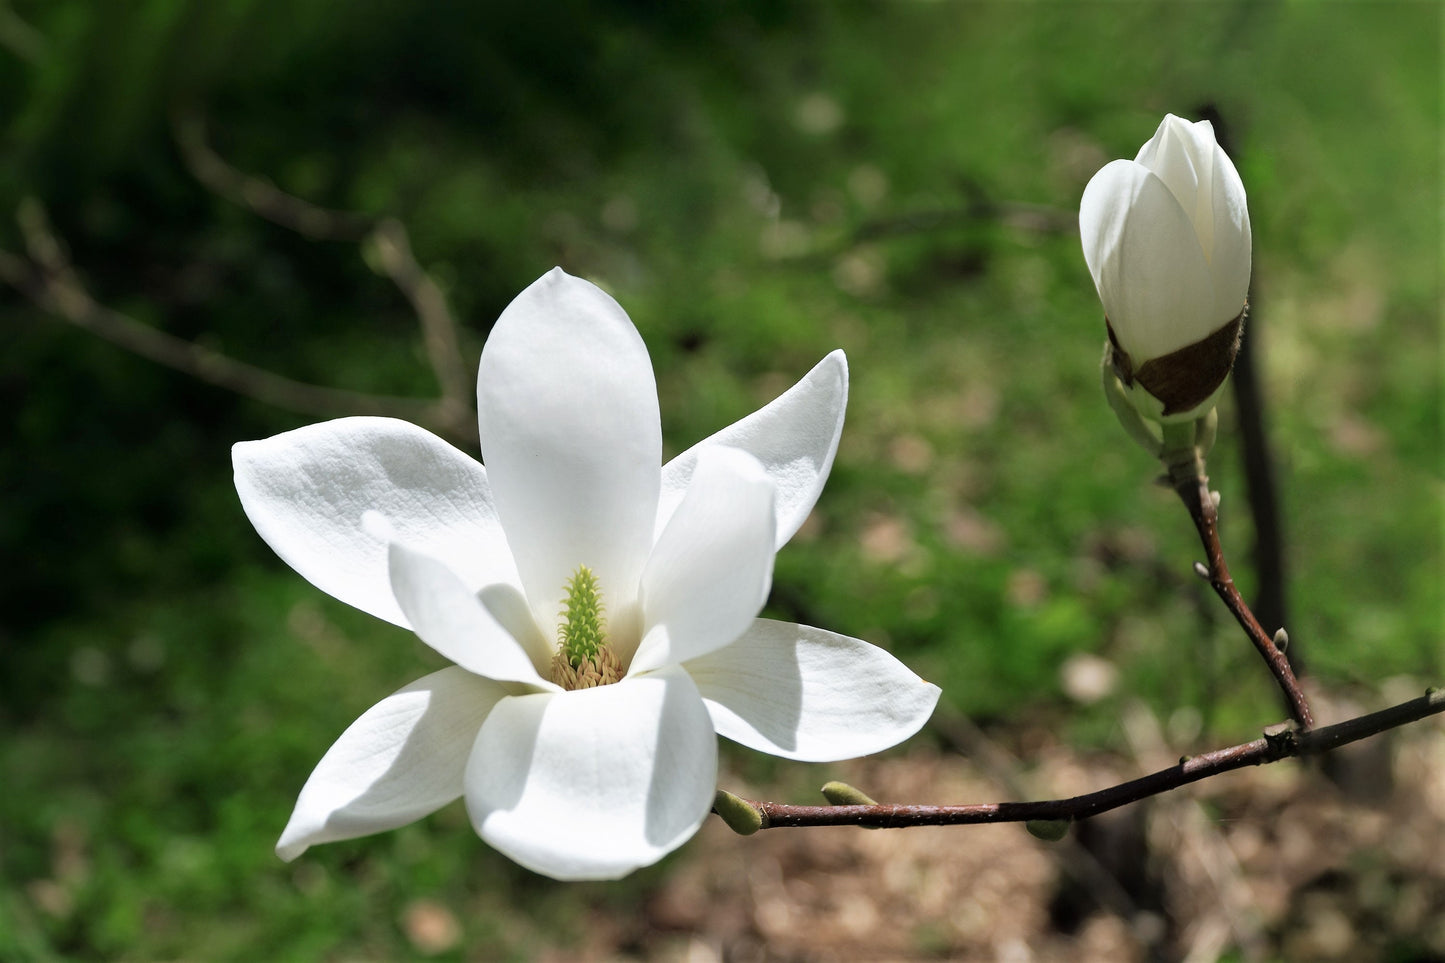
[1,1,1438,958]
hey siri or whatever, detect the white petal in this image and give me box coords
[464,667,717,881]
[1135,115,1212,236]
[631,448,776,674]
[233,417,518,628]
[659,350,846,550]
[477,269,662,640]
[276,667,506,861]
[1079,160,1217,359]
[387,538,556,688]
[1206,144,1252,312]
[685,619,940,762]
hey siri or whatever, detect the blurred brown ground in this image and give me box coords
[507,697,1444,963]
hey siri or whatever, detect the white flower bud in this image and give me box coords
[1080,114,1252,421]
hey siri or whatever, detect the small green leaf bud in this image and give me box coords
[712,790,764,836]
[821,781,878,806]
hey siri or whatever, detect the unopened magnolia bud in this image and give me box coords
[1081,114,1252,423]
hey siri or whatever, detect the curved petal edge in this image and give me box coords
[685,618,940,762]
[632,447,776,674]
[477,268,662,639]
[233,416,511,628]
[659,350,847,550]
[463,667,717,880]
[277,667,507,861]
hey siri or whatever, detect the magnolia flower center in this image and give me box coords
[550,564,623,690]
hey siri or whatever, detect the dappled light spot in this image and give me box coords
[888,433,934,474]
[69,646,111,687]
[1060,652,1119,705]
[402,899,462,955]
[1006,567,1049,609]
[1326,411,1386,459]
[847,164,889,208]
[943,506,1005,557]
[794,92,844,136]
[859,513,914,566]
[832,246,886,297]
[758,219,811,260]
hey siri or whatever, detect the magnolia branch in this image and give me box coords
[0,200,477,447]
[171,110,475,421]
[0,113,480,448]
[1164,443,1314,729]
[718,688,1443,833]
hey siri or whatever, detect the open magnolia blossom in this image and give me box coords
[1080,113,1252,421]
[233,268,940,880]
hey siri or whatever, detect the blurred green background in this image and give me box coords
[1,0,1439,959]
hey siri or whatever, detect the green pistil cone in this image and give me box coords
[559,565,606,669]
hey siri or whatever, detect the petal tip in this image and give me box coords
[921,679,943,706]
[820,349,850,397]
[275,831,309,863]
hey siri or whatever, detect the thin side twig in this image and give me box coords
[172,109,475,424]
[726,688,1442,830]
[10,109,485,446]
[1164,444,1313,729]
[172,109,374,242]
[1,201,477,446]
[366,218,474,414]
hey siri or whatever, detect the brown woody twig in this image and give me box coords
[172,109,474,415]
[1164,442,1313,729]
[3,112,481,448]
[0,200,477,448]
[722,688,1442,831]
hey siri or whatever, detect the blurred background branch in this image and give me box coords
[172,109,474,423]
[0,1,45,65]
[0,198,466,439]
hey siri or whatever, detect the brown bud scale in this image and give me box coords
[1106,308,1245,416]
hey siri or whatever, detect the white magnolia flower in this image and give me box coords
[1080,113,1252,420]
[234,268,940,881]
